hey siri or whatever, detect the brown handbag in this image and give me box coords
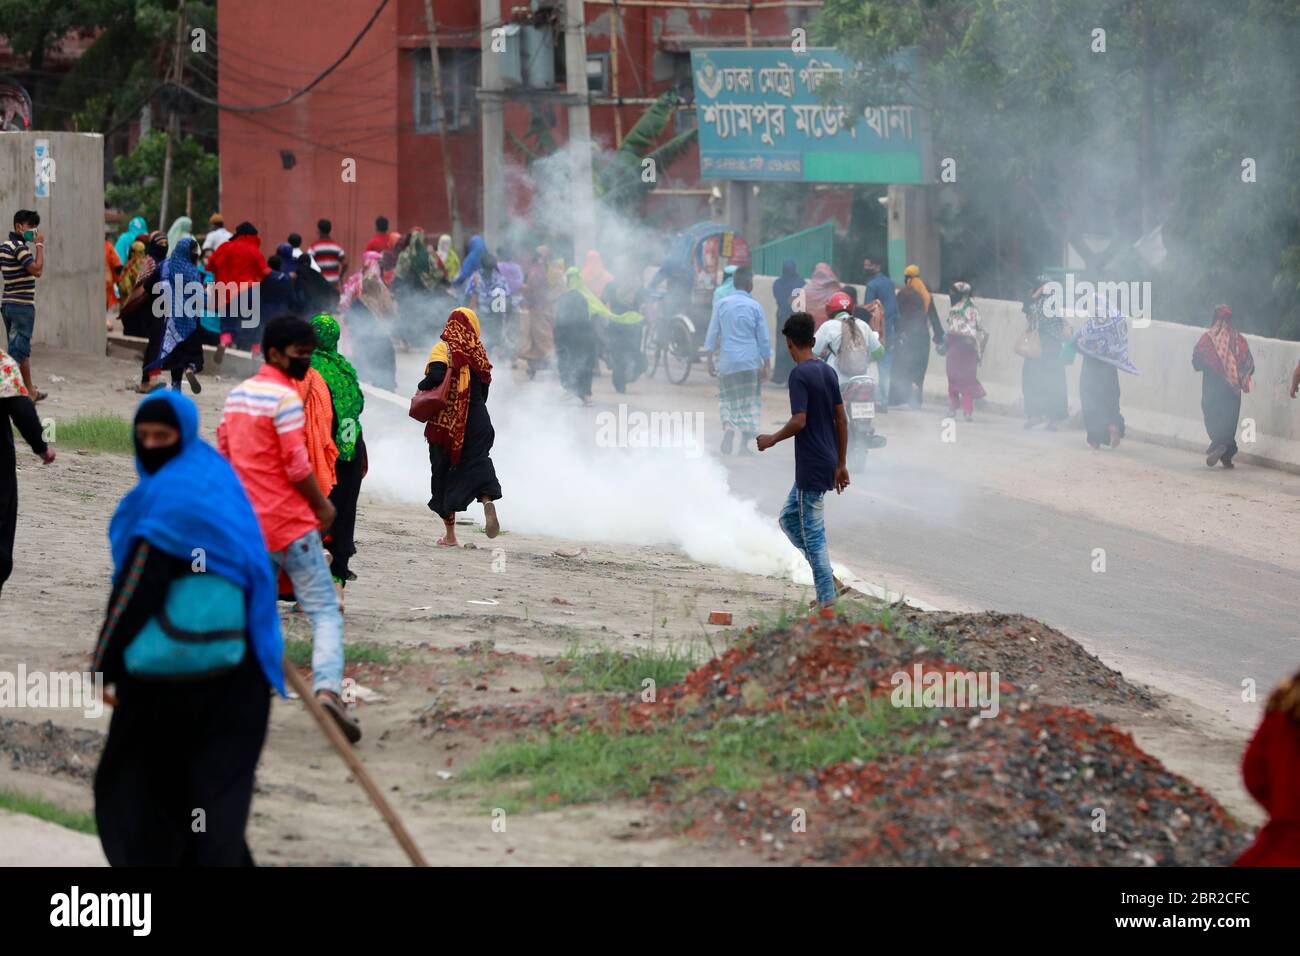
[408,370,452,423]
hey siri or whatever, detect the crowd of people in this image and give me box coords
[5,200,1300,867]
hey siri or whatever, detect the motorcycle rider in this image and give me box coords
[814,291,884,385]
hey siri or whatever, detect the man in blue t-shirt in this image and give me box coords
[756,311,849,607]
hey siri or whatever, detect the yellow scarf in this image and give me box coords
[427,308,483,397]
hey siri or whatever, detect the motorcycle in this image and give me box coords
[842,374,886,473]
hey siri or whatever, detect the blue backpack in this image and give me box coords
[125,572,247,679]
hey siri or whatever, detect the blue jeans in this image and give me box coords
[269,530,343,695]
[779,483,836,605]
[1,302,36,364]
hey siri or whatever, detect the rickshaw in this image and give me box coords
[643,221,751,385]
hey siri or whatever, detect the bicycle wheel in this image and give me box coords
[664,318,694,385]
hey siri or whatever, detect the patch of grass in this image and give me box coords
[464,694,942,809]
[283,638,402,667]
[0,789,97,835]
[546,641,699,694]
[49,414,134,454]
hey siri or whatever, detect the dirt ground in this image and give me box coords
[0,348,1264,865]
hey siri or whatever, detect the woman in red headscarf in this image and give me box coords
[420,307,501,547]
[1192,304,1254,469]
[1235,669,1300,866]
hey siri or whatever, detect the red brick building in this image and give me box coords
[215,0,817,262]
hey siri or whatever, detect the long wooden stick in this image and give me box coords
[283,660,429,867]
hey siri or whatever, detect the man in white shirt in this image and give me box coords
[814,291,884,384]
[201,213,232,267]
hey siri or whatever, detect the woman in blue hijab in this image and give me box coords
[150,237,208,393]
[452,234,486,290]
[93,391,284,866]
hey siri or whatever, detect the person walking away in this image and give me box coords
[92,391,283,865]
[118,232,169,392]
[309,219,347,289]
[207,222,270,353]
[451,235,486,296]
[517,245,558,376]
[943,281,989,422]
[1070,298,1138,450]
[554,285,596,405]
[467,252,511,359]
[862,256,900,407]
[0,347,54,596]
[393,228,448,346]
[115,215,148,268]
[1193,304,1254,468]
[0,210,46,400]
[295,252,338,318]
[151,237,208,393]
[217,315,358,742]
[1235,669,1300,866]
[602,278,647,393]
[1020,273,1069,430]
[310,314,366,607]
[200,213,231,267]
[104,238,122,323]
[581,250,614,300]
[771,259,805,385]
[365,216,391,255]
[345,274,398,390]
[437,234,460,279]
[894,264,944,408]
[706,266,772,454]
[259,255,299,325]
[421,308,501,546]
[815,291,885,386]
[757,312,849,608]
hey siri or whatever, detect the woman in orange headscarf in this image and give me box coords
[421,307,501,547]
[580,250,613,300]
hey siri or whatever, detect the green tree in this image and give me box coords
[104,129,217,230]
[815,0,1300,338]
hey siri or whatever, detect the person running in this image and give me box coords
[943,281,989,422]
[151,237,207,393]
[553,284,596,405]
[0,210,46,400]
[93,391,283,865]
[0,346,54,596]
[309,219,346,288]
[1193,304,1254,469]
[365,216,391,255]
[706,266,772,455]
[217,314,358,743]
[757,312,849,609]
[200,212,231,263]
[421,307,501,547]
[310,314,366,607]
[207,222,270,353]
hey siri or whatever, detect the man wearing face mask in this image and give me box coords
[0,210,46,400]
[218,315,358,743]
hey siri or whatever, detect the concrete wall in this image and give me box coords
[0,132,106,357]
[753,275,1300,471]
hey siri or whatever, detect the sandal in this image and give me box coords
[30,388,47,402]
[316,690,362,744]
[185,369,202,394]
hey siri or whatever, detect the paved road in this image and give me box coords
[392,349,1300,724]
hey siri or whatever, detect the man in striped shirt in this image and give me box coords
[308,218,346,287]
[0,209,46,399]
[218,314,359,742]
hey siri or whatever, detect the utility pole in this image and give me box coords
[425,0,462,248]
[563,0,596,258]
[159,0,186,231]
[480,0,506,245]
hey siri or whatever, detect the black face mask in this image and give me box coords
[285,355,311,380]
[135,437,181,475]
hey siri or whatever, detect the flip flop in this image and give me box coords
[31,389,47,402]
[185,369,202,394]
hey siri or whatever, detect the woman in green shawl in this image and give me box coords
[395,229,446,290]
[310,313,366,605]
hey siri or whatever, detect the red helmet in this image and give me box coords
[826,291,853,318]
